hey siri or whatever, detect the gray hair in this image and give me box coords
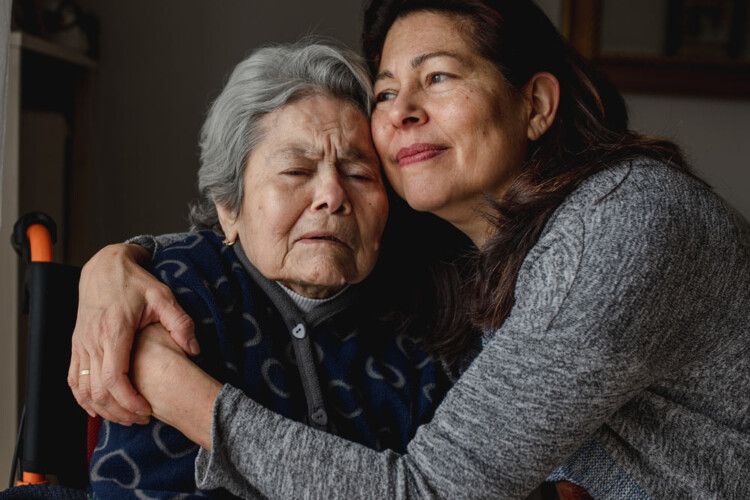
[189,39,373,231]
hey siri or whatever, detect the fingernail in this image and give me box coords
[135,410,145,416]
[189,339,200,355]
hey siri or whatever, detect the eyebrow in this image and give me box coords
[374,50,464,83]
[276,145,378,164]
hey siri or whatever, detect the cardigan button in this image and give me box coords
[311,408,328,426]
[292,323,306,339]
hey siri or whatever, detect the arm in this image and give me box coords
[68,236,198,424]
[130,324,220,449]
[174,169,728,499]
[88,323,221,499]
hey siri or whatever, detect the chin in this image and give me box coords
[399,183,450,213]
[403,195,446,214]
[296,261,354,288]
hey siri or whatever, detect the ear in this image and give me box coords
[523,72,560,141]
[215,202,240,242]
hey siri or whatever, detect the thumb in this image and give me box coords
[146,291,198,355]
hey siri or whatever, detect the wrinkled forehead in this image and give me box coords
[256,95,378,163]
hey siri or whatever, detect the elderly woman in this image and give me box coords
[72,1,749,499]
[86,41,449,499]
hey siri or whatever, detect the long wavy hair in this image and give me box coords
[363,0,694,368]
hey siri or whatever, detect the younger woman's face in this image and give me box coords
[370,11,533,245]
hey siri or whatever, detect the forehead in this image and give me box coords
[381,11,475,65]
[262,95,370,144]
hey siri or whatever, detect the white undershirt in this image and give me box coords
[276,282,350,313]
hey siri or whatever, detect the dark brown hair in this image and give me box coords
[363,0,694,369]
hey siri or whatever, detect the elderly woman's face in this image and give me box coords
[217,94,388,298]
[370,11,532,243]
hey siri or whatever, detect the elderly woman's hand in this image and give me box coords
[68,243,198,425]
[132,324,221,449]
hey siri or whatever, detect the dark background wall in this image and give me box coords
[63,0,750,264]
[70,0,364,263]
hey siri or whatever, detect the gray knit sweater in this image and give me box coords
[191,162,749,499]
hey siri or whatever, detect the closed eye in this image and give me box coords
[282,169,311,177]
[349,174,373,181]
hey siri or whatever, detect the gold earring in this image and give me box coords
[222,236,237,246]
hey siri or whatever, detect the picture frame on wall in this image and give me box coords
[665,0,749,59]
[563,0,750,98]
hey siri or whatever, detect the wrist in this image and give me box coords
[153,362,221,450]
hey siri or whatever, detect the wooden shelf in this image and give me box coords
[10,31,97,69]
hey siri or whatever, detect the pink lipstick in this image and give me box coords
[396,144,448,167]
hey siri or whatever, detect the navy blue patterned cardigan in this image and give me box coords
[89,231,450,499]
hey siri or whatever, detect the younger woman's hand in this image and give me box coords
[68,243,198,425]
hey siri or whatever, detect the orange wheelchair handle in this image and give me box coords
[17,472,48,486]
[26,224,54,263]
[11,212,57,263]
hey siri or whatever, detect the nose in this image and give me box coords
[388,88,427,129]
[312,169,351,215]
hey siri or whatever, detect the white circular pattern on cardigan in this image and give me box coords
[160,233,204,253]
[152,421,198,459]
[90,449,141,488]
[242,313,263,347]
[327,379,364,419]
[94,420,111,452]
[365,357,406,389]
[262,358,290,398]
[155,260,189,279]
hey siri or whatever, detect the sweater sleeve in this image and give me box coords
[125,232,192,255]
[194,166,746,499]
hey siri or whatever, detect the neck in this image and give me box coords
[279,281,345,299]
[432,203,494,250]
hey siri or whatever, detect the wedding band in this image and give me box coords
[79,369,90,376]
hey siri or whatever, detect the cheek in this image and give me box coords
[357,194,389,253]
[242,192,299,258]
[370,115,391,157]
[383,162,404,196]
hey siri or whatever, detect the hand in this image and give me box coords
[133,324,221,449]
[68,243,198,425]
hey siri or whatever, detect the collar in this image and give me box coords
[231,241,361,330]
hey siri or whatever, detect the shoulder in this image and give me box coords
[151,231,240,286]
[543,160,748,254]
[512,160,749,342]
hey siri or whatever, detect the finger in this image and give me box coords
[88,355,138,425]
[68,349,96,418]
[92,346,149,425]
[146,286,198,355]
[101,342,152,419]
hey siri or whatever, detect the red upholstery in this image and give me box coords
[556,481,593,500]
[86,416,103,466]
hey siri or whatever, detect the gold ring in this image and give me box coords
[79,369,90,376]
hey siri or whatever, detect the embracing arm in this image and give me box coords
[68,233,196,423]
[178,167,738,499]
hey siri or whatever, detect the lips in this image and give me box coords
[297,232,350,248]
[395,143,448,167]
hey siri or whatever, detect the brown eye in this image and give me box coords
[375,90,396,103]
[428,73,451,84]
